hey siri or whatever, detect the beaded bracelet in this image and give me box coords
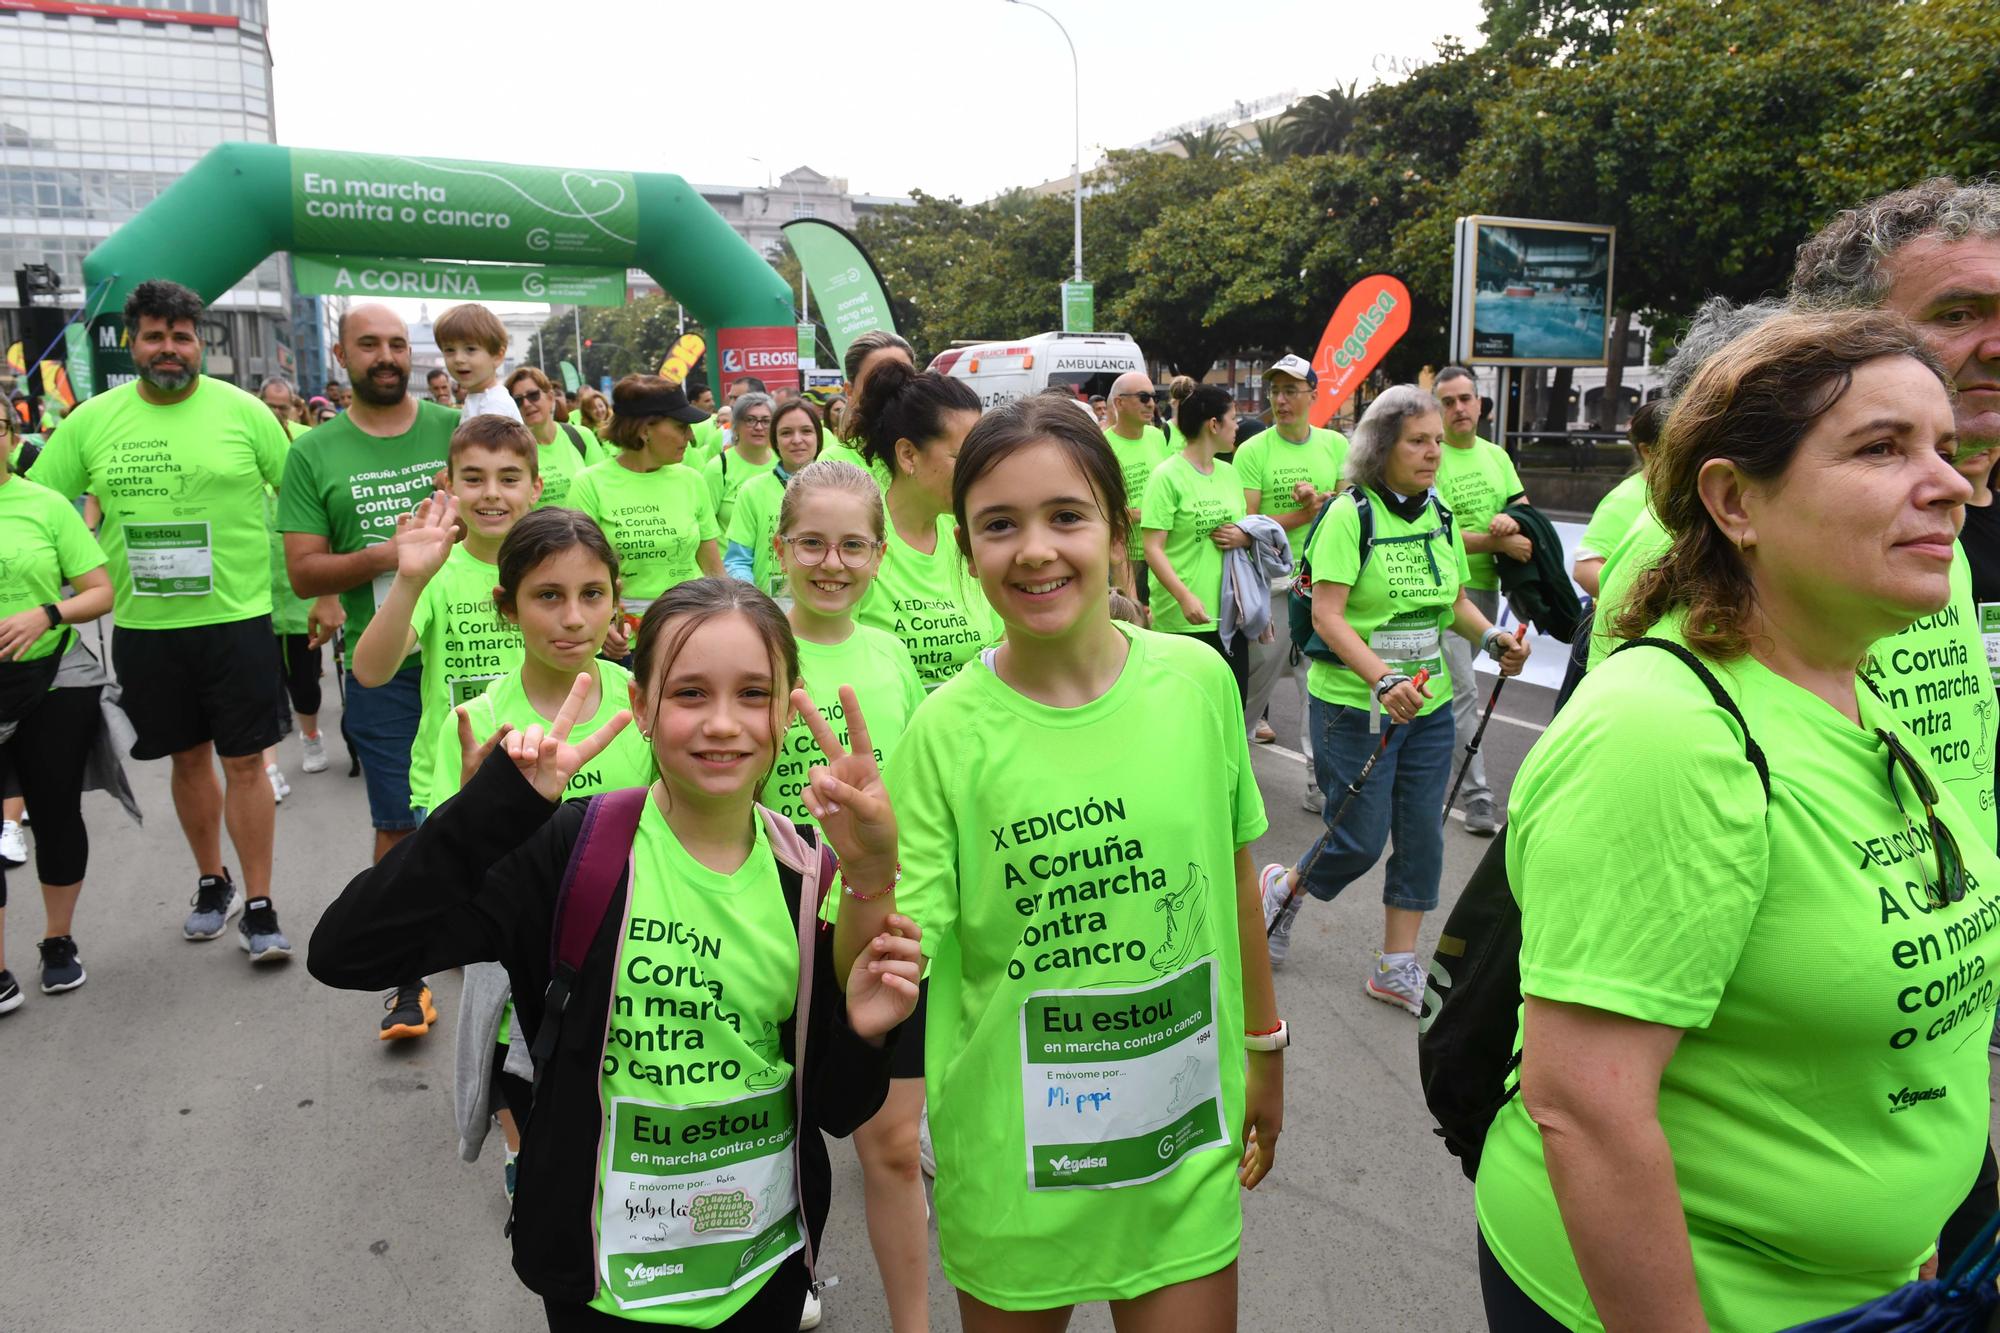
[844,862,903,902]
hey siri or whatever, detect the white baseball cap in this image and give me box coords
[1262,354,1318,389]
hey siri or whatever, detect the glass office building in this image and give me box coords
[0,0,315,392]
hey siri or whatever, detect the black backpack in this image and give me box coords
[1289,485,1455,663]
[558,422,591,460]
[1415,636,1769,1180]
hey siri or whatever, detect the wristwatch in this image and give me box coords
[42,603,61,629]
[1244,1020,1289,1052]
[1373,672,1411,702]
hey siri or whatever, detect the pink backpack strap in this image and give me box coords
[528,787,647,1080]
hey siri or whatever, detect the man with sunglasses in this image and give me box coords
[1238,354,1350,810]
[1103,370,1170,612]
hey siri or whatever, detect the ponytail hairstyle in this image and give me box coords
[493,507,622,620]
[952,395,1131,558]
[631,577,801,798]
[1613,308,1949,661]
[848,359,981,474]
[778,459,886,541]
[1176,384,1234,445]
[840,331,917,442]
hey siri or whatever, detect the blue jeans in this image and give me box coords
[344,664,422,831]
[1295,698,1454,912]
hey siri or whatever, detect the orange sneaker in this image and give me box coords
[379,981,438,1039]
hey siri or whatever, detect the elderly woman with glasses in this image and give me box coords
[1474,309,2000,1332]
[704,390,777,531]
[505,366,604,509]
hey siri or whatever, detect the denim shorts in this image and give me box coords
[344,664,422,831]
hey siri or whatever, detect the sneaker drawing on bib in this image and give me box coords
[1150,863,1207,975]
[37,935,85,993]
[183,870,241,941]
[238,897,292,964]
[1365,951,1426,1015]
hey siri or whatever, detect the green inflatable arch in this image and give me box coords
[80,141,796,393]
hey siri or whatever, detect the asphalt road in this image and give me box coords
[0,659,1988,1332]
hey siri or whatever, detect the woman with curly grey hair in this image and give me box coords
[1260,385,1528,1010]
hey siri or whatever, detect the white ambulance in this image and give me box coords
[928,331,1146,410]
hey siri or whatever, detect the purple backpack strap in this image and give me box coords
[528,787,648,1082]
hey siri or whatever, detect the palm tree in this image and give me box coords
[1284,81,1360,158]
[1251,116,1295,162]
[1171,125,1238,162]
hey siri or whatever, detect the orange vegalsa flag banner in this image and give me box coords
[1310,275,1411,426]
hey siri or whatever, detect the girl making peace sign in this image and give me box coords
[310,577,922,1331]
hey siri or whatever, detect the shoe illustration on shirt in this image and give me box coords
[743,1019,787,1089]
[1167,1053,1200,1114]
[1150,863,1207,976]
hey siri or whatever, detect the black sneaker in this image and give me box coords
[237,897,292,964]
[0,969,21,1014]
[183,869,240,941]
[37,935,85,993]
[379,980,438,1040]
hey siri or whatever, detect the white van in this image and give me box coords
[928,331,1145,410]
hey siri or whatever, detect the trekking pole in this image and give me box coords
[1442,624,1527,827]
[1268,669,1427,938]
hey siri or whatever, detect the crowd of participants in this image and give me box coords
[4,173,2000,1332]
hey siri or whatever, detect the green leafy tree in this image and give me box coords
[1807,0,2000,205]
[1171,126,1239,162]
[1281,82,1361,158]
[1480,0,1636,60]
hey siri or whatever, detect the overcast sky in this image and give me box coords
[267,0,1486,204]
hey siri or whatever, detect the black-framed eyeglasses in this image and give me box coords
[512,389,543,406]
[1877,727,1967,909]
[779,535,883,568]
[739,414,772,428]
[1119,391,1155,404]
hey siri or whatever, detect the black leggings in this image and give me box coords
[1478,1230,1568,1331]
[275,633,323,718]
[0,683,102,896]
[1187,629,1251,707]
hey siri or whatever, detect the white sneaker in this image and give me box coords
[300,733,329,774]
[265,763,290,803]
[918,1105,937,1179]
[798,1288,823,1330]
[1365,951,1426,1015]
[1260,863,1302,968]
[0,819,25,868]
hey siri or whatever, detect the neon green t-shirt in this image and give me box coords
[265,485,313,638]
[406,546,522,811]
[568,458,720,611]
[889,622,1269,1308]
[725,470,790,597]
[1232,425,1349,569]
[856,512,999,691]
[0,474,104,661]
[685,416,724,473]
[1860,543,1997,848]
[31,377,289,629]
[277,400,458,668]
[1102,424,1169,562]
[1575,471,1648,564]
[1585,507,1671,671]
[815,438,879,480]
[1303,488,1470,715]
[763,625,923,826]
[704,450,778,534]
[590,802,804,1323]
[1433,435,1525,591]
[1479,620,2000,1331]
[444,658,650,804]
[536,427,604,510]
[1140,454,1247,634]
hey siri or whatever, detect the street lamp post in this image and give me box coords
[1006,0,1083,288]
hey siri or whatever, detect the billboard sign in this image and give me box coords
[717,325,800,396]
[1452,217,1614,366]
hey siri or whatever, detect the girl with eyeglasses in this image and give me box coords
[1478,310,2000,1332]
[761,457,930,1330]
